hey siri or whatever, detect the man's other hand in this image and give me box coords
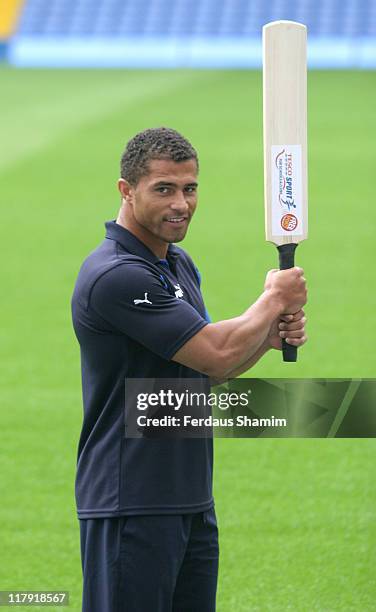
[267,309,307,351]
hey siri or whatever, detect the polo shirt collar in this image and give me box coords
[105,220,180,269]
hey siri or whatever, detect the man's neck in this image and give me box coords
[116,209,168,259]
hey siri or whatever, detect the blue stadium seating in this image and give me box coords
[8,0,376,68]
[16,0,376,37]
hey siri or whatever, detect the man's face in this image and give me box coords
[125,158,198,244]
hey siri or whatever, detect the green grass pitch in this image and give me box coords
[1,67,375,610]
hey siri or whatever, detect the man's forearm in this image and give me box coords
[205,289,282,378]
[173,267,306,379]
[210,340,271,386]
[224,339,271,378]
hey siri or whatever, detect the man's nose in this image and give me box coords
[170,191,189,212]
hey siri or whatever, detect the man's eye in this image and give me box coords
[156,187,169,194]
[185,187,196,193]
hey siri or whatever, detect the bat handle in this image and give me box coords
[277,243,298,363]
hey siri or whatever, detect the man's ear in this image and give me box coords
[118,178,134,202]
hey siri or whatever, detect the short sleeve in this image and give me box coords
[89,261,208,360]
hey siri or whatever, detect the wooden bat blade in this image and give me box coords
[263,20,308,247]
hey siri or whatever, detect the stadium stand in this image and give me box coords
[3,0,376,67]
[0,0,24,59]
[14,0,376,37]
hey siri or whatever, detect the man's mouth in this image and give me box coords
[164,217,188,224]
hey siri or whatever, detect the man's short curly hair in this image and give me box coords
[120,127,199,185]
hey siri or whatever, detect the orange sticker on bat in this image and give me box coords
[281,213,298,231]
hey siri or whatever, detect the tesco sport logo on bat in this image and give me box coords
[275,148,297,213]
[271,144,303,236]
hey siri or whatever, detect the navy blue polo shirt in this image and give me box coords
[71,221,214,518]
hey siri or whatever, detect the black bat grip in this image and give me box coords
[277,243,298,362]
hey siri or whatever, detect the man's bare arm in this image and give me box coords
[172,267,307,379]
[209,309,307,385]
[209,341,271,386]
[173,292,280,378]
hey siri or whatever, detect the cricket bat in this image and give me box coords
[263,20,308,362]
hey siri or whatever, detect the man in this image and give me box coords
[71,127,307,612]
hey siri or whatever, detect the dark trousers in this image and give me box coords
[80,508,219,612]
